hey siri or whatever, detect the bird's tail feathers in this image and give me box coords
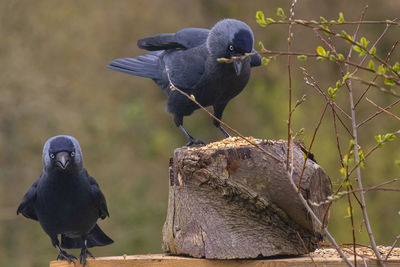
[107,53,160,80]
[61,224,114,249]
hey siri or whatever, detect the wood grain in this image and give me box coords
[50,254,400,267]
[162,140,332,259]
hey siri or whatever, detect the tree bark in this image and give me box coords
[162,139,332,259]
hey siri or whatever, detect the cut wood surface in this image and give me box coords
[50,254,400,267]
[162,138,333,259]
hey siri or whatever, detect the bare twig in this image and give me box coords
[366,97,400,121]
[165,73,283,163]
[342,7,385,266]
[385,235,400,260]
[311,178,400,206]
[301,67,354,137]
[354,31,395,107]
[265,20,400,26]
[286,0,296,171]
[357,98,400,128]
[296,231,318,267]
[297,102,328,192]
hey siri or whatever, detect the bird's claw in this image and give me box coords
[79,247,94,267]
[57,250,77,263]
[186,139,205,147]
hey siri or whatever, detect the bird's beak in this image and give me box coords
[233,58,243,76]
[56,152,70,170]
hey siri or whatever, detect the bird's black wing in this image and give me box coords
[85,170,109,219]
[163,45,208,91]
[17,178,40,221]
[137,28,209,51]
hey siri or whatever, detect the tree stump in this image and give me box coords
[162,138,332,259]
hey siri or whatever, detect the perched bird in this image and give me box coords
[17,135,113,266]
[108,19,261,146]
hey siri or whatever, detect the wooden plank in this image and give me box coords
[50,254,400,267]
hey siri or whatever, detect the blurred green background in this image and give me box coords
[1,1,399,266]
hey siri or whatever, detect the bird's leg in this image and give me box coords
[213,103,230,138]
[79,237,94,267]
[174,114,204,146]
[51,235,76,262]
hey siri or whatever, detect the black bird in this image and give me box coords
[17,135,113,266]
[108,19,261,146]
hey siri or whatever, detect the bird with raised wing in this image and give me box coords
[108,19,261,146]
[17,135,113,266]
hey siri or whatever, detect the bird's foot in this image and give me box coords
[56,250,77,263]
[217,126,230,138]
[79,247,94,267]
[186,138,205,147]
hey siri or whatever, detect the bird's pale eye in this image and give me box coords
[228,44,234,52]
[70,151,75,157]
[50,153,55,159]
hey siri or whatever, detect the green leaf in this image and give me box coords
[378,65,386,75]
[258,41,265,50]
[385,133,396,142]
[320,16,328,23]
[370,47,376,55]
[353,45,361,53]
[345,206,352,218]
[336,80,341,88]
[343,154,349,167]
[261,57,270,66]
[337,53,345,61]
[256,11,267,27]
[316,46,326,56]
[368,60,375,70]
[340,167,347,178]
[276,7,285,18]
[384,78,395,86]
[338,12,344,23]
[266,17,276,23]
[328,87,338,100]
[297,55,308,61]
[358,150,364,160]
[329,54,336,61]
[392,62,400,72]
[360,37,369,47]
[349,139,355,149]
[375,134,383,143]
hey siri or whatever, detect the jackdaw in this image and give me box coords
[17,135,113,266]
[107,18,261,146]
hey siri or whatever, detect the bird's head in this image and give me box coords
[42,135,83,173]
[207,19,255,76]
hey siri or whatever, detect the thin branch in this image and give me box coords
[344,9,385,266]
[165,73,283,163]
[286,0,296,171]
[366,97,400,121]
[301,67,354,137]
[297,102,329,192]
[310,178,400,206]
[296,231,318,267]
[286,163,355,266]
[385,235,400,260]
[265,20,400,26]
[357,98,400,128]
[354,30,395,107]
